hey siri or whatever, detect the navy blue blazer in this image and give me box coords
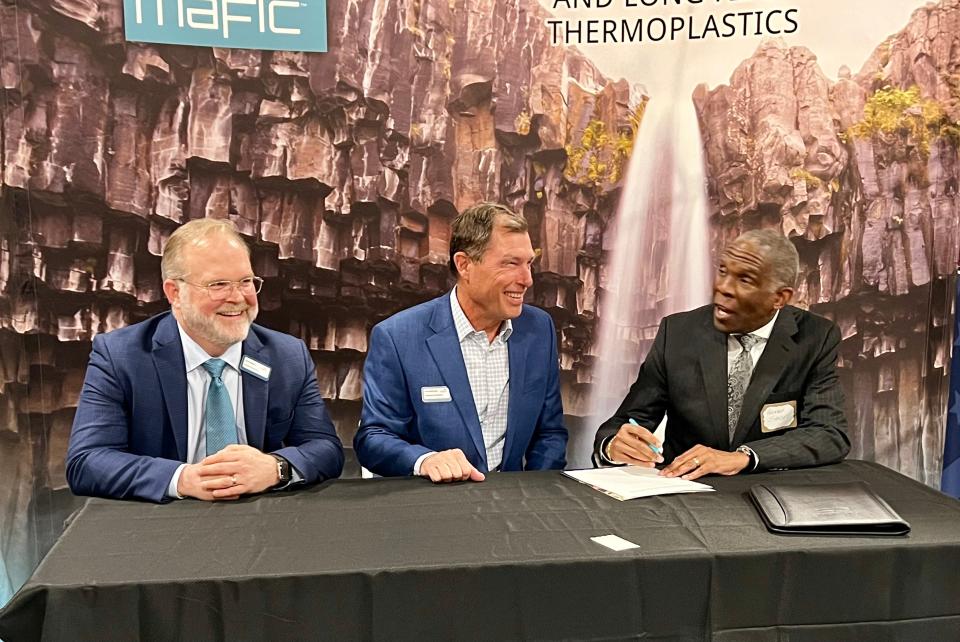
[354,293,568,476]
[66,312,344,502]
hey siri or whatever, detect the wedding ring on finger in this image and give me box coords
[693,457,701,467]
[230,474,238,486]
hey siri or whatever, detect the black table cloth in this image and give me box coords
[1,460,959,641]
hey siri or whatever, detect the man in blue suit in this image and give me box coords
[66,219,343,502]
[355,203,567,482]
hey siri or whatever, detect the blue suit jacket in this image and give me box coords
[354,293,567,476]
[66,312,344,502]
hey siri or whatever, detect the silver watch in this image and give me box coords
[736,445,756,470]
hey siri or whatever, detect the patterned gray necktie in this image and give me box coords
[727,334,761,442]
[202,358,238,456]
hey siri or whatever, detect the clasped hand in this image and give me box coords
[177,444,280,500]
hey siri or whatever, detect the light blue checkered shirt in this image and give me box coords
[450,288,512,470]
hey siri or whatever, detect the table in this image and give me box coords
[1,461,959,641]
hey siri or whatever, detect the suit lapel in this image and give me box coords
[240,330,269,450]
[426,299,486,466]
[503,319,529,467]
[697,316,729,445]
[151,314,189,461]
[732,309,798,445]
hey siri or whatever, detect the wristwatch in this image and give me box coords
[736,445,758,471]
[270,454,292,486]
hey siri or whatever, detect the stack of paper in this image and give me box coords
[563,466,714,501]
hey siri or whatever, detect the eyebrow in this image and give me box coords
[501,254,535,263]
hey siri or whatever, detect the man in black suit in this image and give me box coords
[594,229,850,479]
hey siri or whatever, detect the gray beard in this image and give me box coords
[178,302,257,351]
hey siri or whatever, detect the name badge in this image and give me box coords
[421,386,452,403]
[760,400,798,433]
[240,356,271,381]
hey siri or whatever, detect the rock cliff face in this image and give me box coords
[2,0,958,596]
[694,1,960,485]
[0,0,637,585]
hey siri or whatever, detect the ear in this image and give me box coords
[453,252,472,283]
[162,279,182,308]
[772,287,794,309]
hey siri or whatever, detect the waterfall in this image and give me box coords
[569,96,712,467]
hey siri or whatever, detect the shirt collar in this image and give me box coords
[742,309,780,342]
[176,320,243,373]
[449,287,513,343]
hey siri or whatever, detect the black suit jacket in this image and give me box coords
[594,305,850,471]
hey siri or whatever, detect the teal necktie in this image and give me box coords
[202,359,238,456]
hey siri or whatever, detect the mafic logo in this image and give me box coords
[123,0,327,52]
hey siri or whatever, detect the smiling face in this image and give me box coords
[454,223,535,339]
[712,239,793,334]
[162,232,259,356]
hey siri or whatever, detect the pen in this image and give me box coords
[629,418,662,454]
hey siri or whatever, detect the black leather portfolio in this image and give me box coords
[749,481,911,536]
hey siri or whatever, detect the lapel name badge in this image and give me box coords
[421,386,452,403]
[760,400,798,433]
[240,355,272,381]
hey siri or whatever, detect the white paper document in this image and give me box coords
[590,534,640,551]
[563,466,714,501]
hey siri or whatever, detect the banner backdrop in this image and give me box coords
[1,0,958,604]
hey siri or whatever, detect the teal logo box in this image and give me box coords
[123,0,327,52]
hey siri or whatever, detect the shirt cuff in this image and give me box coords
[413,452,435,476]
[167,464,187,499]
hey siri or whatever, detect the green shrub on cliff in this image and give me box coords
[564,99,647,191]
[789,168,822,190]
[848,86,957,157]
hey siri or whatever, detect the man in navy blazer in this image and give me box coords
[66,219,343,502]
[355,203,567,482]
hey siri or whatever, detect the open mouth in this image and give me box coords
[504,291,524,303]
[217,310,247,318]
[714,303,735,320]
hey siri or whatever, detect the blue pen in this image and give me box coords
[629,418,662,454]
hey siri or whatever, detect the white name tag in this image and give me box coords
[240,355,271,381]
[760,400,798,433]
[421,386,452,403]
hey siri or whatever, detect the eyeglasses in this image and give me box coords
[175,276,264,301]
